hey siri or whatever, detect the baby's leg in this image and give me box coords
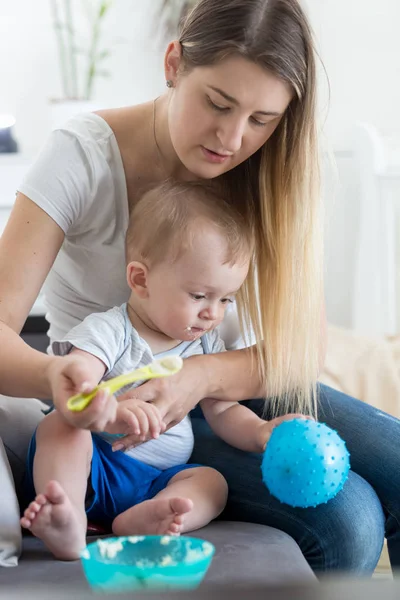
[20,410,93,560]
[112,467,227,536]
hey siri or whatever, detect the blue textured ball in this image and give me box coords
[261,419,350,508]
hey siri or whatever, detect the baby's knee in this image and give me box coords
[36,410,90,446]
[201,467,228,509]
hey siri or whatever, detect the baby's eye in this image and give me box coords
[190,293,206,301]
[220,298,234,304]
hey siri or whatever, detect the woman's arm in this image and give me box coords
[0,194,120,432]
[134,346,263,415]
[0,193,65,398]
[111,346,263,451]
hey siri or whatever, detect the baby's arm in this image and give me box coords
[200,399,311,453]
[69,347,107,384]
[199,330,270,452]
[200,399,270,453]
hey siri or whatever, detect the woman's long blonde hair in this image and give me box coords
[179,0,323,416]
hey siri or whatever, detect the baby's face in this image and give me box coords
[144,229,250,342]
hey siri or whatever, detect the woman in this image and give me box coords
[0,0,398,574]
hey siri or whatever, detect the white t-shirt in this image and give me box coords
[18,112,246,349]
[19,113,130,344]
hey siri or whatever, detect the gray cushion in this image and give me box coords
[0,396,46,568]
[0,396,46,493]
[0,439,21,567]
[0,523,315,586]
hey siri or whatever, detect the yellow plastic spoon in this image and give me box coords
[67,355,183,413]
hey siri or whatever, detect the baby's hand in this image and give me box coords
[106,398,165,443]
[257,414,314,452]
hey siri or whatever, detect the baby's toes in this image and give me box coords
[30,501,43,513]
[34,494,47,507]
[24,510,36,522]
[20,516,32,528]
[167,522,181,535]
[24,506,37,520]
[22,499,44,525]
[173,513,185,526]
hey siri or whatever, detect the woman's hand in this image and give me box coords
[46,355,167,439]
[45,355,118,431]
[110,355,208,451]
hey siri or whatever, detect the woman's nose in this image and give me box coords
[216,119,244,154]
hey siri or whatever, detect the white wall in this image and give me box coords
[1,0,400,328]
[308,0,400,149]
[307,0,400,328]
[0,1,165,155]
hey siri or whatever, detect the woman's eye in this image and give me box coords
[190,293,205,301]
[207,96,229,112]
[220,298,234,304]
[250,117,267,127]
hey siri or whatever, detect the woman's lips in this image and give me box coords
[201,146,231,164]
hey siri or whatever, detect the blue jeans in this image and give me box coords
[190,384,400,574]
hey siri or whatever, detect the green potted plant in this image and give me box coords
[49,0,113,128]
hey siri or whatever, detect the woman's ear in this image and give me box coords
[126,261,149,298]
[164,40,183,86]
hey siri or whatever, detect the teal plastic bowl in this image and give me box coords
[80,535,215,593]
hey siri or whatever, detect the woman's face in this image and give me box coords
[166,52,293,179]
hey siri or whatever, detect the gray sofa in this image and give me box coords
[2,523,315,589]
[0,326,316,590]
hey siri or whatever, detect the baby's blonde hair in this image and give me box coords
[126,180,254,268]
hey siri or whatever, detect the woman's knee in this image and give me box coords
[303,472,385,573]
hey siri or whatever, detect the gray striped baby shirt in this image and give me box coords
[53,303,225,470]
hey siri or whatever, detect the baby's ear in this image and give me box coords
[126,261,149,298]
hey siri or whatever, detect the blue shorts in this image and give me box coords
[25,431,200,525]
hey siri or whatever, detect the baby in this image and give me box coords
[21,180,286,560]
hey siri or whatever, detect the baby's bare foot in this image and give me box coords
[113,497,193,537]
[20,480,86,560]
